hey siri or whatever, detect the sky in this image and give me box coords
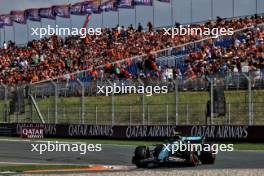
[0,0,263,45]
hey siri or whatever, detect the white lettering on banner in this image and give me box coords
[126,126,147,138]
[68,125,114,137]
[191,126,248,139]
[17,124,56,135]
[22,128,42,136]
[126,126,178,138]
[22,128,44,138]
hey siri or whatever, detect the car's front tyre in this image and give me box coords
[133,146,150,168]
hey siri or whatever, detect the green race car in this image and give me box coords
[132,136,216,168]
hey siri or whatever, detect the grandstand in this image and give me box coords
[1,15,264,85]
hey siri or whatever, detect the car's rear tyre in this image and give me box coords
[133,146,150,168]
[200,151,216,164]
[189,151,199,166]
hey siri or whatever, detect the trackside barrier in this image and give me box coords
[1,123,264,142]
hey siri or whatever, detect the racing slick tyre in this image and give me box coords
[189,151,200,166]
[133,146,150,168]
[200,151,216,164]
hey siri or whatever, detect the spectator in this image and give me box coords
[3,41,7,50]
[137,23,143,32]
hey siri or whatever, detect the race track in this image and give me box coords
[0,140,264,170]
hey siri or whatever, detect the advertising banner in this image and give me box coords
[0,123,261,142]
[21,126,44,139]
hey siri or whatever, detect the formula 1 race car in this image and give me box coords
[132,136,216,168]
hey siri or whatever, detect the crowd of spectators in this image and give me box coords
[181,25,264,80]
[0,14,264,85]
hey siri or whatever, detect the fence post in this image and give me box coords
[236,74,240,90]
[95,105,98,125]
[228,103,231,125]
[206,77,214,125]
[138,79,145,125]
[27,84,33,122]
[186,103,189,125]
[168,48,172,56]
[1,83,8,123]
[51,81,58,124]
[210,79,214,125]
[225,103,227,125]
[252,102,254,125]
[47,106,50,123]
[243,73,252,125]
[166,104,169,126]
[174,79,179,125]
[147,104,150,125]
[107,79,115,125]
[77,79,85,124]
[129,104,132,125]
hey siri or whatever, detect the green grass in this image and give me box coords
[0,165,89,173]
[233,143,264,150]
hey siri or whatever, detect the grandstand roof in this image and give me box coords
[0,0,85,13]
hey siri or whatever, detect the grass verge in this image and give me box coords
[233,143,264,150]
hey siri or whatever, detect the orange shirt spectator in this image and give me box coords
[31,75,39,82]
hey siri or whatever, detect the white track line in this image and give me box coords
[0,171,16,174]
[0,138,31,142]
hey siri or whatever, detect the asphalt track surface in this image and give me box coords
[0,140,264,170]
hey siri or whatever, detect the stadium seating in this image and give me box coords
[0,15,264,86]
